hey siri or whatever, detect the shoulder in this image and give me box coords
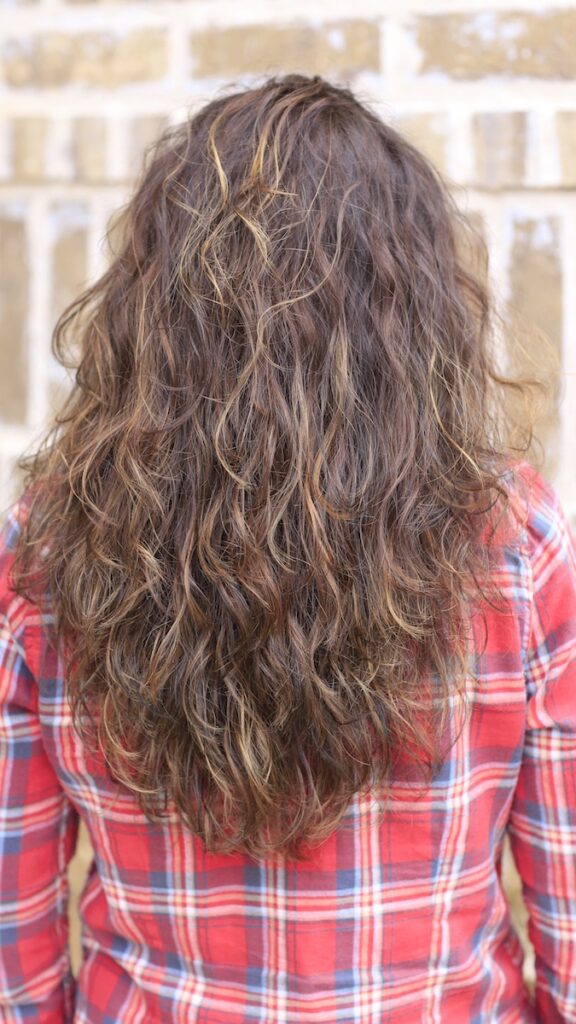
[510,461,574,568]
[501,460,573,560]
[505,465,576,729]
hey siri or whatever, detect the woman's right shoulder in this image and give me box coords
[504,460,575,563]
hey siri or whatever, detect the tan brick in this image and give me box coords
[414,11,576,81]
[394,113,448,174]
[47,374,73,420]
[0,207,28,425]
[71,118,107,183]
[2,30,168,88]
[507,215,563,478]
[102,206,128,264]
[130,115,169,175]
[473,112,527,189]
[454,210,489,287]
[190,20,380,79]
[509,216,562,357]
[11,117,49,181]
[557,112,576,188]
[50,203,90,330]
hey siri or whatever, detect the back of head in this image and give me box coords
[11,74,531,861]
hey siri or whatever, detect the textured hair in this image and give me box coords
[11,74,537,861]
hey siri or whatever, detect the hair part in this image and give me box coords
[11,74,539,860]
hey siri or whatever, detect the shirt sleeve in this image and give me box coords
[0,504,80,1024]
[506,466,576,1023]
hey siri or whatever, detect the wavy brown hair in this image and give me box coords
[11,74,539,861]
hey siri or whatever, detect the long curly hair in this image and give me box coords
[11,74,538,861]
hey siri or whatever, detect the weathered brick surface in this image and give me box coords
[509,215,563,358]
[49,203,90,329]
[72,118,107,183]
[557,112,576,187]
[11,118,49,182]
[507,215,563,479]
[130,115,170,174]
[473,112,527,189]
[393,113,449,175]
[46,375,73,421]
[2,30,168,88]
[0,208,28,424]
[190,21,380,79]
[4,115,172,182]
[454,210,489,288]
[413,10,576,80]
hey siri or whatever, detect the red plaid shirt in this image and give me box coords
[0,460,575,1023]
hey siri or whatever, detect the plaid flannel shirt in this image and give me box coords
[0,460,575,1023]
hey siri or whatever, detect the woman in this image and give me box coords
[0,74,574,1023]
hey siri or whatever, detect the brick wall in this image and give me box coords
[4,0,576,993]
